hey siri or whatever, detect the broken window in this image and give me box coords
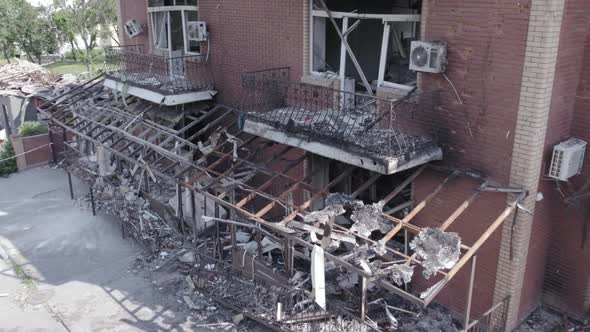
[152,12,169,50]
[309,0,422,93]
[149,4,201,55]
[184,11,201,54]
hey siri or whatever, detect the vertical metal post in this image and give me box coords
[48,127,57,163]
[360,276,368,320]
[256,226,262,258]
[190,189,197,242]
[215,201,221,259]
[144,169,150,192]
[404,229,409,292]
[67,172,74,200]
[284,239,291,275]
[230,188,236,249]
[89,186,96,216]
[464,256,477,332]
[177,184,185,235]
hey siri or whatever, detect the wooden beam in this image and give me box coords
[381,172,457,243]
[423,200,519,305]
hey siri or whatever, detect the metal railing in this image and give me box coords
[466,296,510,332]
[240,67,440,158]
[104,46,214,95]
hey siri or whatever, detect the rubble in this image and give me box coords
[388,264,415,286]
[178,251,196,264]
[410,228,461,279]
[349,200,392,237]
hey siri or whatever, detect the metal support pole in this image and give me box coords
[256,226,262,258]
[360,276,368,320]
[89,186,96,216]
[177,185,185,235]
[464,256,477,332]
[67,172,74,200]
[190,189,197,242]
[48,127,57,163]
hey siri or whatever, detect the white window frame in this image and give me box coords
[148,5,200,56]
[150,11,170,51]
[183,10,201,55]
[308,1,421,91]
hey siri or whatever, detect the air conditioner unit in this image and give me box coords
[409,41,447,73]
[124,19,143,38]
[187,21,208,42]
[548,137,587,181]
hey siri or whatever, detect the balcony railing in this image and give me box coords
[104,46,214,95]
[240,67,440,159]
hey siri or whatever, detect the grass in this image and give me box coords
[46,61,91,76]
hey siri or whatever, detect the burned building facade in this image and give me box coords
[42,0,590,330]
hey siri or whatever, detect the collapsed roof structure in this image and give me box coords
[36,70,527,330]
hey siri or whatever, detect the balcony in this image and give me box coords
[104,46,216,105]
[239,67,442,174]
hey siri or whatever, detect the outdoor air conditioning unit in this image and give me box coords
[548,137,587,181]
[409,41,447,73]
[187,21,208,42]
[124,19,143,38]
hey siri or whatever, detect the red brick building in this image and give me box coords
[112,0,590,330]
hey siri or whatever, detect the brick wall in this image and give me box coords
[198,0,304,106]
[520,0,590,320]
[413,0,532,322]
[419,0,531,182]
[117,0,151,51]
[493,1,566,330]
[412,171,507,318]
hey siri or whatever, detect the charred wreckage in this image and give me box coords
[33,69,527,331]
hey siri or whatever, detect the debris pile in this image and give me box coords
[0,61,54,87]
[70,155,181,254]
[410,228,461,279]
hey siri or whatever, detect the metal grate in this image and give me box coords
[239,67,440,158]
[104,46,214,95]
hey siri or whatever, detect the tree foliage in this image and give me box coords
[0,141,17,177]
[51,0,118,70]
[0,0,59,63]
[18,121,49,137]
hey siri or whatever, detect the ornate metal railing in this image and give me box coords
[104,46,214,95]
[240,67,440,158]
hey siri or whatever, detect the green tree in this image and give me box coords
[51,9,80,61]
[0,141,17,177]
[52,0,118,71]
[0,0,19,63]
[17,2,59,63]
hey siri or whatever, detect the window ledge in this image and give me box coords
[376,85,414,100]
[300,74,340,89]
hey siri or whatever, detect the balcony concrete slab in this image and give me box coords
[243,119,442,175]
[104,78,216,106]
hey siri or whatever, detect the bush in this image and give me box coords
[64,48,105,62]
[0,141,17,176]
[18,121,48,137]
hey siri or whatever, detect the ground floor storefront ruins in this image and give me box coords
[29,74,542,331]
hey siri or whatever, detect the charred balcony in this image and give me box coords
[104,45,216,105]
[240,67,442,174]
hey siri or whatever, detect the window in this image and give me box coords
[309,0,422,92]
[184,11,200,54]
[149,0,197,7]
[148,4,201,55]
[152,12,169,49]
